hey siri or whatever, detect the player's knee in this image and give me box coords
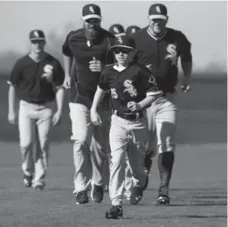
[20,142,33,153]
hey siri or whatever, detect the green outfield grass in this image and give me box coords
[0,142,226,227]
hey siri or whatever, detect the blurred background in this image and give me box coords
[0,1,226,144]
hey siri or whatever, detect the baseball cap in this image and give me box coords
[82,4,102,21]
[29,29,45,41]
[148,3,168,20]
[110,35,135,51]
[109,24,125,37]
[126,25,140,36]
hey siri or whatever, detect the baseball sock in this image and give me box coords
[158,151,174,197]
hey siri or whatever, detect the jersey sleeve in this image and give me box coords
[177,31,192,61]
[141,66,162,96]
[62,31,73,57]
[53,60,65,87]
[8,60,22,86]
[98,71,109,91]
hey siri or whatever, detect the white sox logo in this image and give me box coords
[111,88,118,99]
[34,31,39,37]
[113,26,119,34]
[117,36,123,44]
[149,76,157,86]
[89,6,95,13]
[165,44,178,66]
[123,80,137,97]
[156,6,161,13]
[41,64,53,82]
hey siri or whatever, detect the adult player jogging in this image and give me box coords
[130,3,192,205]
[8,30,65,190]
[62,4,115,205]
[91,36,162,219]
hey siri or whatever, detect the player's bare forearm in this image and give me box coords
[8,85,16,114]
[181,59,192,84]
[63,55,72,77]
[55,87,65,114]
[91,86,105,111]
[138,94,160,110]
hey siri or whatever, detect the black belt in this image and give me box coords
[114,110,143,121]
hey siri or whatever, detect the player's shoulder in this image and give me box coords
[13,55,30,68]
[101,28,116,39]
[66,28,84,40]
[45,53,61,64]
[166,27,188,40]
[130,27,148,39]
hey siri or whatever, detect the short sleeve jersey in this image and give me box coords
[9,54,64,104]
[99,63,159,114]
[131,27,192,93]
[62,28,115,109]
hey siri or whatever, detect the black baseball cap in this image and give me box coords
[148,3,168,20]
[126,25,140,36]
[29,29,45,41]
[109,24,125,37]
[82,4,102,21]
[110,35,135,51]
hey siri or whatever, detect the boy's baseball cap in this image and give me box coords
[110,35,135,51]
[82,4,102,21]
[109,24,125,37]
[29,30,45,41]
[126,25,140,36]
[148,3,168,20]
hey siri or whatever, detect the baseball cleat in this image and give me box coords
[23,175,33,187]
[91,184,104,203]
[105,205,123,219]
[130,186,143,205]
[155,195,170,205]
[76,191,89,205]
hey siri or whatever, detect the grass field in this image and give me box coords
[0,142,226,227]
[0,76,227,226]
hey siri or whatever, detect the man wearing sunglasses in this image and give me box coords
[130,3,193,205]
[62,4,115,205]
[8,29,65,190]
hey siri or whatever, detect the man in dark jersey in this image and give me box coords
[91,36,162,219]
[8,29,65,190]
[130,3,192,205]
[62,3,115,205]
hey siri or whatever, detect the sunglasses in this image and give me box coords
[113,48,131,54]
[31,40,45,44]
[85,18,101,24]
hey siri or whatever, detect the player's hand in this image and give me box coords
[63,75,71,89]
[52,111,62,126]
[90,109,102,126]
[89,57,103,72]
[127,101,142,112]
[8,111,17,124]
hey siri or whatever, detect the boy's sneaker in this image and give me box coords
[76,191,89,205]
[105,205,123,219]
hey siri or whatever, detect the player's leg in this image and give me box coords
[69,103,92,204]
[127,118,148,205]
[106,115,128,219]
[33,105,53,190]
[18,100,36,187]
[90,109,111,203]
[123,156,133,200]
[155,93,177,205]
